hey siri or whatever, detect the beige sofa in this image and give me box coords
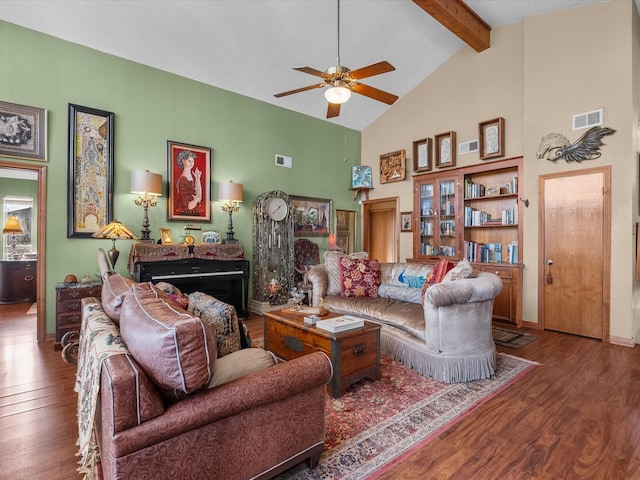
[308,254,503,383]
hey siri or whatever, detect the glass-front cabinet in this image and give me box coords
[414,173,459,259]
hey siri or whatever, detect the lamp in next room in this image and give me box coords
[92,219,138,268]
[2,215,23,259]
[131,170,163,242]
[218,181,243,244]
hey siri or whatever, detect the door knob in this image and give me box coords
[545,259,553,284]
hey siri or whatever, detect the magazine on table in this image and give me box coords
[315,315,365,333]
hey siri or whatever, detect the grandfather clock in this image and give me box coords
[249,190,295,315]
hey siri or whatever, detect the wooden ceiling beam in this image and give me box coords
[412,0,491,52]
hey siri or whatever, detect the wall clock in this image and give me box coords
[250,190,294,314]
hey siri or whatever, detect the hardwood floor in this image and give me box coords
[2,305,639,479]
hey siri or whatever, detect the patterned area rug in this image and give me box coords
[492,326,537,349]
[267,350,537,480]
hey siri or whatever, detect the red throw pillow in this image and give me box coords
[421,259,454,297]
[339,257,381,298]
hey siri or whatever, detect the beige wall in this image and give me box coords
[362,1,638,342]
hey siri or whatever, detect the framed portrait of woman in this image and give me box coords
[167,141,212,221]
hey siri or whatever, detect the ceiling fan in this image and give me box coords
[274,0,399,119]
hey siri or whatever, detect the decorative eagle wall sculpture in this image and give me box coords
[536,126,616,163]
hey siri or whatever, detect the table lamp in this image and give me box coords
[131,170,163,242]
[218,181,243,244]
[2,215,23,259]
[92,219,138,267]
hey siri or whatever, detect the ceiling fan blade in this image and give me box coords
[327,102,341,118]
[293,66,331,78]
[274,83,325,98]
[349,61,396,80]
[352,83,399,105]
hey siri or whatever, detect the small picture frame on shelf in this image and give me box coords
[159,228,173,245]
[479,117,505,160]
[434,131,456,168]
[201,230,221,244]
[400,212,412,232]
[379,149,406,184]
[486,184,501,197]
[352,165,372,188]
[413,138,432,173]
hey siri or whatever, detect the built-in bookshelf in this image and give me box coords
[411,156,524,325]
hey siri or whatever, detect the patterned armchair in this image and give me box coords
[293,238,320,286]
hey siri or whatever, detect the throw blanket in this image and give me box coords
[75,301,129,480]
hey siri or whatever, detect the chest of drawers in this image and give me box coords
[55,282,101,344]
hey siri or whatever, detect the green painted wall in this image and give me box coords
[0,177,38,258]
[0,20,361,335]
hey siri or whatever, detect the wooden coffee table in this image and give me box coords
[264,309,381,398]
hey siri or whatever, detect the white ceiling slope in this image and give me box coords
[0,0,606,131]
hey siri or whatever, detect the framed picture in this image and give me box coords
[400,211,413,232]
[159,228,173,245]
[352,165,372,188]
[413,138,432,173]
[479,117,505,160]
[201,230,221,244]
[167,141,212,222]
[290,195,332,237]
[67,104,114,238]
[379,149,406,184]
[0,100,47,162]
[435,131,456,168]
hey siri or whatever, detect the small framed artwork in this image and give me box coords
[413,138,432,173]
[400,212,413,232]
[67,104,114,238]
[486,185,501,197]
[290,195,332,237]
[379,149,406,184]
[159,228,173,245]
[479,117,505,160]
[201,230,221,244]
[0,100,47,162]
[167,141,212,222]
[435,131,456,168]
[352,165,372,188]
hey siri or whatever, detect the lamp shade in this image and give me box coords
[218,181,243,202]
[324,84,352,104]
[92,219,138,240]
[2,215,23,234]
[130,170,163,195]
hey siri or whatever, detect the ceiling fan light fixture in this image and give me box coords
[325,84,351,104]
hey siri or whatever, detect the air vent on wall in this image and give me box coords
[459,140,479,155]
[275,154,292,168]
[572,108,602,130]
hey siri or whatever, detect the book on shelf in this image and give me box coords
[507,242,518,264]
[315,315,365,333]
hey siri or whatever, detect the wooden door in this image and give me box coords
[539,167,610,340]
[363,198,398,262]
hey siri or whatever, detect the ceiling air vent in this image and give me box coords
[572,108,602,130]
[459,139,479,155]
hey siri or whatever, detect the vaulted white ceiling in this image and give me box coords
[0,0,608,131]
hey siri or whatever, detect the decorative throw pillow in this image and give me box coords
[339,257,380,298]
[119,282,216,401]
[101,273,135,324]
[444,260,478,281]
[324,251,368,296]
[389,263,430,288]
[188,291,241,358]
[421,259,454,297]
